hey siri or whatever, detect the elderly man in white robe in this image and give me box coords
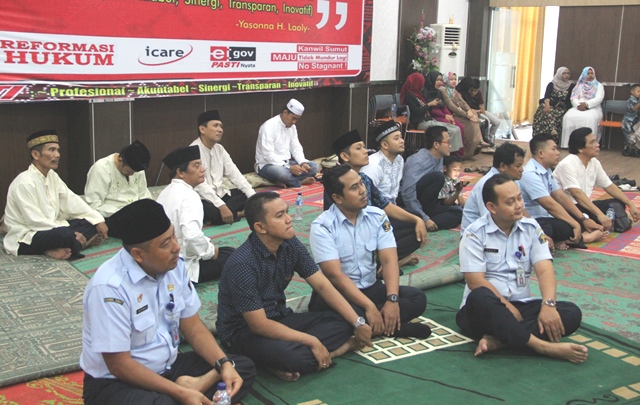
[4,130,107,260]
[84,140,152,239]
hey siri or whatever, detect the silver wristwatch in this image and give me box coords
[542,298,556,307]
[353,316,366,329]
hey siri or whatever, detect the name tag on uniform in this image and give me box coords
[136,305,148,314]
[484,248,499,253]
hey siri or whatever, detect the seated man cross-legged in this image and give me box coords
[4,130,108,260]
[80,199,255,405]
[553,127,640,232]
[309,165,431,339]
[328,126,427,268]
[216,192,373,382]
[156,146,235,284]
[456,174,588,364]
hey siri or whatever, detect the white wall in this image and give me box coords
[436,0,469,76]
[370,1,400,81]
[539,6,559,98]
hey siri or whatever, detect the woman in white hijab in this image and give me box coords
[560,66,604,148]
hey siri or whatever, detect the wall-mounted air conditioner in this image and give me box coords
[430,24,462,51]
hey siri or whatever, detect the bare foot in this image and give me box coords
[474,335,504,357]
[398,254,419,267]
[536,342,589,364]
[237,210,245,219]
[44,248,72,260]
[332,336,365,359]
[582,230,605,243]
[176,374,214,393]
[300,177,315,185]
[555,241,570,251]
[82,233,102,249]
[74,231,87,246]
[269,369,300,381]
[275,182,288,189]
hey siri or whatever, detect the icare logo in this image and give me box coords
[210,46,256,62]
[138,45,193,66]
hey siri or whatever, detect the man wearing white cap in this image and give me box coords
[255,98,319,188]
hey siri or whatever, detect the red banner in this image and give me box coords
[0,0,372,102]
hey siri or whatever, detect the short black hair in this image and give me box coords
[471,78,481,89]
[568,127,593,154]
[29,144,45,161]
[631,83,640,92]
[443,154,462,169]
[322,164,353,201]
[168,161,190,180]
[482,173,513,206]
[337,145,352,165]
[492,142,525,168]
[529,133,556,155]
[119,145,130,167]
[425,126,448,150]
[244,192,282,232]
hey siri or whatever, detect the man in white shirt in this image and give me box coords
[361,120,404,204]
[191,110,256,225]
[156,146,234,283]
[553,127,640,232]
[255,98,318,188]
[84,140,152,239]
[4,130,107,260]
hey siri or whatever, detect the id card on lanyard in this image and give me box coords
[515,246,526,287]
[165,293,180,348]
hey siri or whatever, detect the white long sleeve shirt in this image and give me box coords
[83,153,151,217]
[190,138,255,208]
[254,114,309,172]
[3,164,104,255]
[156,179,216,282]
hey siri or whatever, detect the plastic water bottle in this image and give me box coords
[213,382,230,405]
[605,204,616,232]
[390,103,397,120]
[294,192,303,221]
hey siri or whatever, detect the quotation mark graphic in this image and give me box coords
[316,0,348,30]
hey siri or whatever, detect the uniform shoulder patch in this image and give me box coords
[382,218,391,232]
[104,297,124,305]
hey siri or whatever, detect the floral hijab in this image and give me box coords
[571,66,599,100]
[400,72,427,104]
[443,72,458,98]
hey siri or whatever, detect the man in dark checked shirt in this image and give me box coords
[216,192,372,382]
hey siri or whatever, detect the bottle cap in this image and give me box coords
[217,382,227,390]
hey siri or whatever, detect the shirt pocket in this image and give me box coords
[339,243,354,258]
[484,249,503,265]
[131,312,156,348]
[364,239,378,264]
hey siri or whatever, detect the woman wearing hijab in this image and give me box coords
[400,72,464,156]
[533,67,575,141]
[442,72,484,159]
[560,66,604,148]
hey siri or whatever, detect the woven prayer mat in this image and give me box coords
[0,236,87,387]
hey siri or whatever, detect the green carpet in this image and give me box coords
[243,283,640,405]
[0,237,87,387]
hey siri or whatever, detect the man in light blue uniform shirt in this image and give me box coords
[80,199,255,405]
[520,134,604,251]
[461,142,526,232]
[309,165,430,339]
[456,174,587,364]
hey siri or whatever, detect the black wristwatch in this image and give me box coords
[214,356,236,373]
[386,294,399,303]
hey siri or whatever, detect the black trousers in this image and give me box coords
[534,216,574,242]
[17,219,96,257]
[197,246,235,283]
[202,190,248,225]
[456,287,582,348]
[309,280,427,326]
[83,351,256,405]
[576,198,624,224]
[416,171,462,230]
[389,218,421,260]
[224,311,353,375]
